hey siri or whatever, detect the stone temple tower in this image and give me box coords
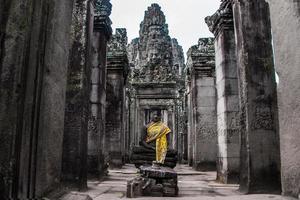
[127,4,186,161]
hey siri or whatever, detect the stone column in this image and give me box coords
[205,0,240,183]
[62,0,89,189]
[266,0,300,197]
[106,28,129,168]
[87,0,112,177]
[186,73,194,166]
[0,0,73,198]
[186,38,217,171]
[232,0,281,193]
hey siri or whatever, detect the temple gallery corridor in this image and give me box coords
[59,165,293,200]
[1,0,300,199]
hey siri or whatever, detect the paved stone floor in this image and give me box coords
[62,164,296,200]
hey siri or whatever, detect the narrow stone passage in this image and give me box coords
[62,165,293,200]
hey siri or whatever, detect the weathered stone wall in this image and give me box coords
[186,38,217,171]
[0,0,73,198]
[266,0,300,197]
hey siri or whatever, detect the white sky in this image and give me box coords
[110,0,221,57]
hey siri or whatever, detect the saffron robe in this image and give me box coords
[146,121,171,164]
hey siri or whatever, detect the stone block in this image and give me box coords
[91,68,100,84]
[127,177,144,198]
[90,85,99,103]
[60,193,92,200]
[195,96,216,107]
[216,78,239,99]
[217,95,239,114]
[197,86,216,97]
[195,78,215,86]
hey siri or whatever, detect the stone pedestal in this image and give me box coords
[127,165,178,198]
[206,0,240,183]
[186,38,217,171]
[232,0,281,193]
[106,28,129,168]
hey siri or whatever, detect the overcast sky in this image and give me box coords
[110,0,221,57]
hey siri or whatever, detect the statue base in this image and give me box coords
[127,163,178,198]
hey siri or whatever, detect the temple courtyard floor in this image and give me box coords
[60,164,297,200]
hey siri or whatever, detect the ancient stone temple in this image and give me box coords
[186,38,217,171]
[127,4,186,159]
[1,0,300,199]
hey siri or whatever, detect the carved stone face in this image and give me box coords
[147,49,161,65]
[198,38,208,49]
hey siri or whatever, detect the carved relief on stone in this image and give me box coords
[252,103,274,130]
[127,3,185,83]
[108,28,128,54]
[186,37,215,76]
[93,0,112,34]
[205,0,233,36]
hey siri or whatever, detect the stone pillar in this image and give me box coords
[62,0,89,189]
[205,0,240,183]
[87,0,112,177]
[186,73,194,166]
[0,0,73,198]
[186,38,217,171]
[266,0,300,197]
[106,28,129,168]
[232,0,281,193]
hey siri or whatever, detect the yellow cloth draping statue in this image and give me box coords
[144,114,171,164]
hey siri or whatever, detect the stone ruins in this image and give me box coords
[0,0,299,199]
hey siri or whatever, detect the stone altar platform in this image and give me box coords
[127,164,179,198]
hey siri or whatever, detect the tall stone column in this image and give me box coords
[186,38,217,171]
[205,0,240,183]
[87,0,112,177]
[106,28,129,168]
[0,0,73,198]
[186,73,194,166]
[62,0,89,189]
[232,0,281,193]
